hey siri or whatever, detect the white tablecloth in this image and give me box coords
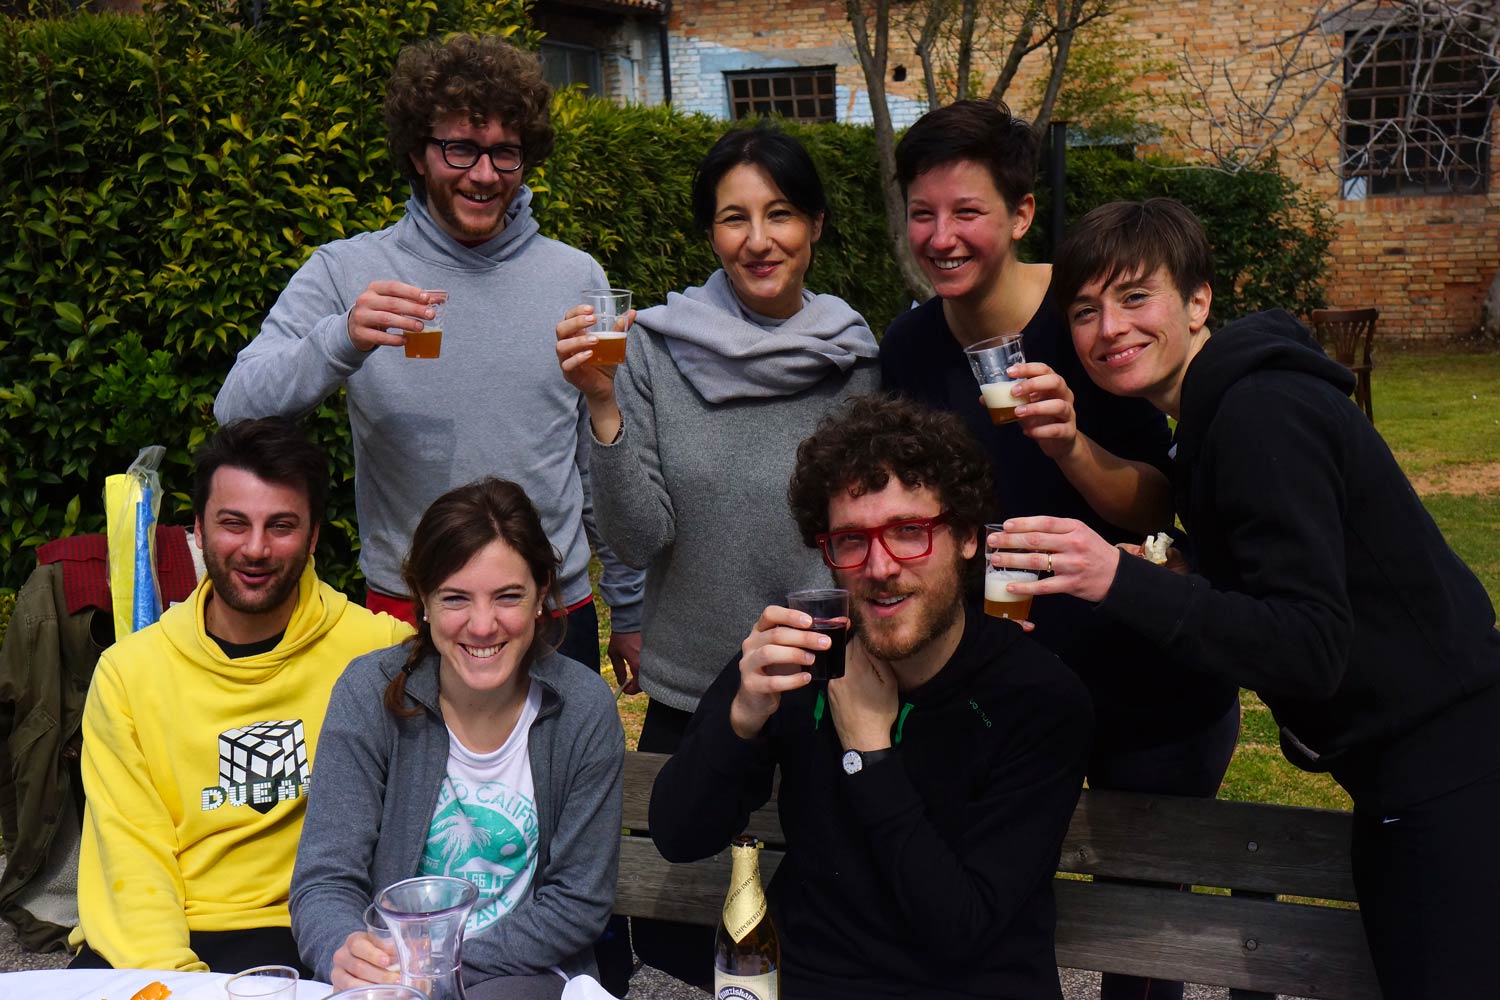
[0,969,335,1000]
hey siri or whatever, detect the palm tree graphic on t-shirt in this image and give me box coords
[430,812,495,871]
[420,778,538,933]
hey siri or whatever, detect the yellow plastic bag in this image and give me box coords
[105,445,166,638]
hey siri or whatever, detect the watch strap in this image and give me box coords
[856,747,896,768]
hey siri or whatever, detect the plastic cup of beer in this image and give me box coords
[225,965,298,1000]
[405,290,447,359]
[582,287,631,366]
[963,334,1026,425]
[983,524,1038,622]
[787,588,850,680]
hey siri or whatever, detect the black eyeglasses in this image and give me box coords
[815,512,952,570]
[425,137,524,173]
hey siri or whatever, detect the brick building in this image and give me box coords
[539,0,1498,342]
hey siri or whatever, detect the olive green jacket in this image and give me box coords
[0,562,106,951]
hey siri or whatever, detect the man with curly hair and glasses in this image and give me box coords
[216,33,643,687]
[650,394,1092,1000]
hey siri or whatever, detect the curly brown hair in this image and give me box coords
[383,33,555,196]
[787,394,993,549]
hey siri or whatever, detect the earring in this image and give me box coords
[422,612,429,623]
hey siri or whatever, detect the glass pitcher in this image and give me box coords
[376,875,479,1000]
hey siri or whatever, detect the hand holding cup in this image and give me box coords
[729,604,826,739]
[346,282,443,353]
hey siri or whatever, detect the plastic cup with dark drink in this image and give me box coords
[405,290,447,359]
[582,287,632,365]
[788,588,850,680]
[963,333,1026,425]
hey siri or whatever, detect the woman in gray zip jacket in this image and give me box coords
[290,478,624,1000]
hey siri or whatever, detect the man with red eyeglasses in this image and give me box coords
[650,394,1092,1000]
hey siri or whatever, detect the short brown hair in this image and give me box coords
[895,100,1038,211]
[384,33,555,197]
[787,394,992,548]
[384,477,563,716]
[1053,198,1215,310]
[193,417,327,526]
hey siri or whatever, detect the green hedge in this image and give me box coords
[1031,147,1333,327]
[0,0,1329,596]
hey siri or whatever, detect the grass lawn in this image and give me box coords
[591,350,1500,801]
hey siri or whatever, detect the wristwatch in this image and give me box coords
[841,747,895,775]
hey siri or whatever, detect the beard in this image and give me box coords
[426,180,508,242]
[849,550,967,663]
[203,545,308,618]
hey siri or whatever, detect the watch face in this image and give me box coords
[842,749,862,775]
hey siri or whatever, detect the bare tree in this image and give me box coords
[1173,0,1499,184]
[846,0,1115,299]
[1173,1,1498,341]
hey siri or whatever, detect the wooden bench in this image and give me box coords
[616,751,1379,999]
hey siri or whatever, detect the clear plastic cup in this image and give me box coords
[225,965,298,1000]
[787,588,851,680]
[582,287,631,365]
[963,334,1026,425]
[405,290,447,359]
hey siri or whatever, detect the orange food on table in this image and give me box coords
[130,982,172,1000]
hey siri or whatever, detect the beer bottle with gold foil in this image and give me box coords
[713,835,780,1000]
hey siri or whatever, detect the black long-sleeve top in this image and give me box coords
[1099,310,1500,813]
[650,607,1092,999]
[882,295,1237,751]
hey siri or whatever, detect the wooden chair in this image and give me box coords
[1309,308,1378,423]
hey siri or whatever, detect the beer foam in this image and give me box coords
[985,569,1037,601]
[980,380,1019,409]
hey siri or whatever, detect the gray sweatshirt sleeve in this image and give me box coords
[289,664,391,982]
[578,395,644,633]
[588,330,677,572]
[575,260,645,633]
[460,676,625,978]
[215,247,371,422]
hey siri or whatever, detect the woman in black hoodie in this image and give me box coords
[995,197,1500,998]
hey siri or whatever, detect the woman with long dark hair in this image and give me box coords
[290,478,623,1000]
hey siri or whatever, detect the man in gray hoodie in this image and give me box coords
[215,33,642,679]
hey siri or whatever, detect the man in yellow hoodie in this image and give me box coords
[68,418,411,973]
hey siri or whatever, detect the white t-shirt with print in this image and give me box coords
[418,681,543,935]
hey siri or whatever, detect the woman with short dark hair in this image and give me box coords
[290,478,623,1000]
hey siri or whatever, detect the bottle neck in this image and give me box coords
[723,843,768,943]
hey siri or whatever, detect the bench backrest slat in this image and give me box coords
[623,751,784,846]
[1061,788,1358,900]
[1053,880,1376,999]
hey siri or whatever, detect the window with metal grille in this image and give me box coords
[1341,29,1494,199]
[541,41,601,96]
[726,68,837,123]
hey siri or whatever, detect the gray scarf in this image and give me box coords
[639,270,880,403]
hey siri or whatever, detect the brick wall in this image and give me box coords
[667,0,927,123]
[665,0,1499,340]
[1103,0,1500,342]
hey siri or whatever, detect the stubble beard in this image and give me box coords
[204,547,307,617]
[850,552,966,663]
[428,183,506,242]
